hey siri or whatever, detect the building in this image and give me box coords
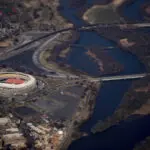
[2,133,27,148]
[26,122,65,149]
[0,116,27,149]
[0,117,10,126]
[0,40,12,48]
[0,72,36,97]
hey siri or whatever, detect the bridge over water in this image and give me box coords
[80,23,150,30]
[91,73,147,82]
[10,22,150,52]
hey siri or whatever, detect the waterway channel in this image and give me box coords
[0,0,149,149]
[69,115,150,150]
[58,0,150,149]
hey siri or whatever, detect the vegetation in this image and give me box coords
[83,4,122,24]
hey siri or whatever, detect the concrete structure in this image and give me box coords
[0,72,36,97]
[100,73,147,81]
[27,123,46,134]
[6,128,19,133]
[0,117,10,126]
[2,133,27,148]
[92,73,147,82]
[0,116,27,149]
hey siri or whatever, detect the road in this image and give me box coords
[91,73,147,82]
[3,23,149,80]
[32,33,60,72]
[32,33,78,78]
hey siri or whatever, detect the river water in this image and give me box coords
[66,30,145,76]
[68,115,150,150]
[80,80,132,133]
[0,0,149,149]
[122,0,150,22]
[59,0,150,149]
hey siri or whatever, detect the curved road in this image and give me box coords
[32,33,78,78]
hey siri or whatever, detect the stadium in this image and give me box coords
[0,72,36,97]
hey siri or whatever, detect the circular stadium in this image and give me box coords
[0,72,36,97]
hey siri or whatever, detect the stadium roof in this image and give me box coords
[6,78,24,84]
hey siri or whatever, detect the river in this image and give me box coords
[68,115,150,150]
[58,0,150,149]
[122,0,150,22]
[0,0,149,149]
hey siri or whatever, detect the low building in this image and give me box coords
[27,123,46,135]
[2,133,27,148]
[0,117,10,126]
[0,40,12,48]
[0,116,27,149]
[6,128,19,133]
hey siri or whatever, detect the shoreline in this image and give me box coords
[59,82,101,150]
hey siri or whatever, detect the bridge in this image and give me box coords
[80,23,150,30]
[91,73,147,82]
[10,22,150,52]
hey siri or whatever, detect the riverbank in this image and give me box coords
[59,81,100,150]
